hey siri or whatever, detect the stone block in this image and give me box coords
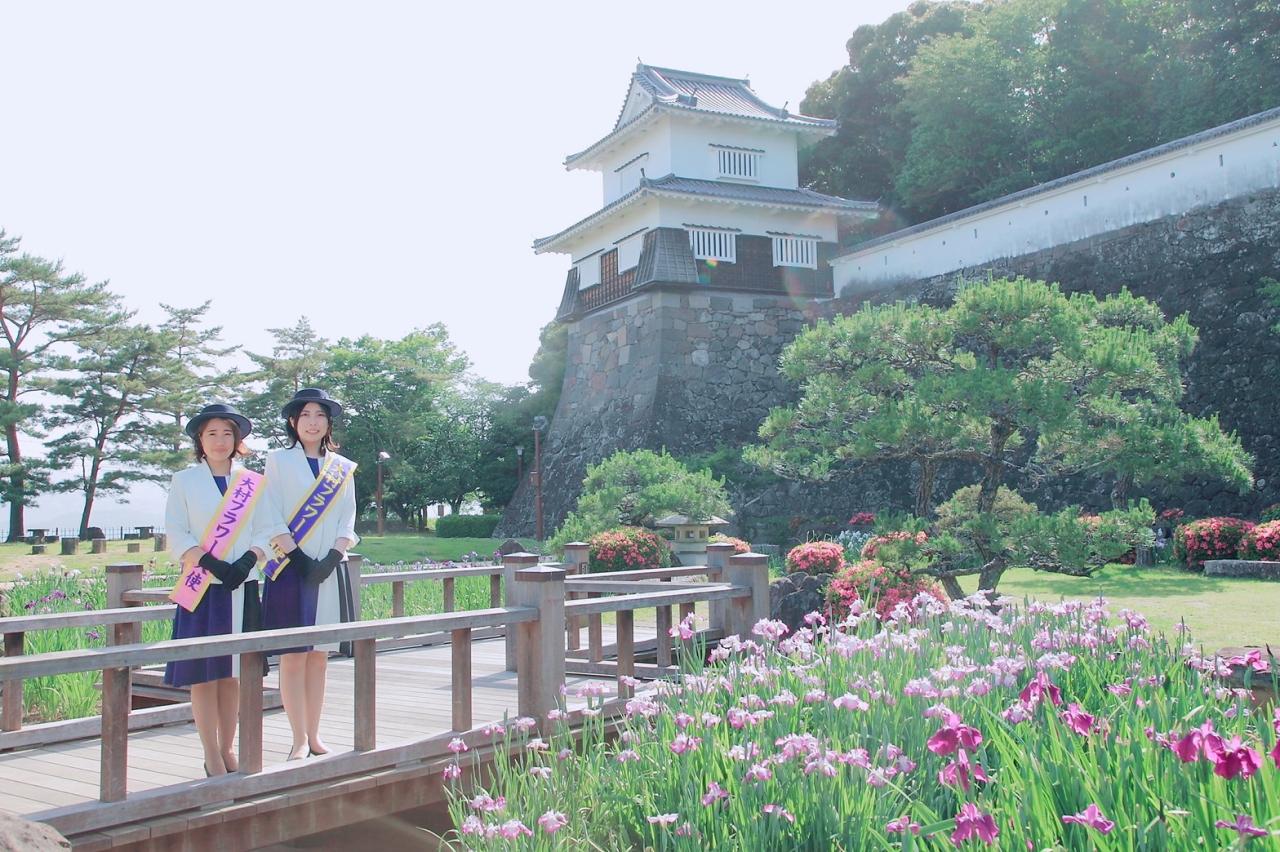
[1204,560,1280,580]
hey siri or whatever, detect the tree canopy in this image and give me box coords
[749,277,1254,591]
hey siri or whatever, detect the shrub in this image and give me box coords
[1239,520,1280,561]
[1260,504,1280,523]
[826,560,946,621]
[860,530,929,566]
[587,527,670,574]
[847,511,876,527]
[1172,517,1255,570]
[834,529,873,564]
[436,514,500,538]
[784,540,846,575]
[707,534,750,554]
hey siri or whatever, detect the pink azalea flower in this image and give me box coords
[885,815,921,835]
[647,813,679,826]
[762,804,796,823]
[1060,703,1096,737]
[1213,736,1262,780]
[538,810,568,834]
[1214,814,1269,839]
[1062,803,1115,834]
[951,802,999,845]
[701,781,729,806]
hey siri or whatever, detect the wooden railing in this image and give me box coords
[0,549,772,837]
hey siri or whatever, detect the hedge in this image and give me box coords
[436,514,501,538]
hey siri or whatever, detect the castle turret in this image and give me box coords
[498,65,876,539]
[537,64,877,319]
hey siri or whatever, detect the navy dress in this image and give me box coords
[261,458,322,654]
[165,476,234,687]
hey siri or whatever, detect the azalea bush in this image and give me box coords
[587,527,670,574]
[707,534,751,554]
[827,560,947,622]
[784,541,846,575]
[1239,521,1280,562]
[1173,517,1256,570]
[443,597,1280,849]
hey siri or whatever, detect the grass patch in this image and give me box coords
[354,535,539,565]
[962,564,1279,651]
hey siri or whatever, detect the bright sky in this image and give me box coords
[1,0,908,531]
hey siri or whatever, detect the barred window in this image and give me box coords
[687,227,737,263]
[771,235,818,269]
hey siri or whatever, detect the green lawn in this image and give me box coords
[961,564,1280,652]
[353,535,540,564]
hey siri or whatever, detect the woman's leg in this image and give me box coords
[190,681,226,775]
[217,677,240,771]
[304,650,329,754]
[278,652,309,759]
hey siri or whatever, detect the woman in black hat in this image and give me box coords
[255,388,359,761]
[164,403,264,776]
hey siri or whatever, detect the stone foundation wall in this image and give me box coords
[498,188,1280,541]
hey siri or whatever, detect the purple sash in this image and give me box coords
[263,453,355,581]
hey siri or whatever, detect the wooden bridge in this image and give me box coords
[0,544,768,850]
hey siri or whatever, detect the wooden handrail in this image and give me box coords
[562,579,714,593]
[0,605,176,633]
[570,566,710,581]
[119,589,173,605]
[563,584,748,618]
[0,607,538,680]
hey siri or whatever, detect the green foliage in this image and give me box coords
[548,449,732,554]
[1010,502,1156,576]
[754,278,1246,591]
[587,526,670,573]
[803,0,1280,223]
[435,514,500,539]
[1262,277,1280,335]
[1261,504,1280,524]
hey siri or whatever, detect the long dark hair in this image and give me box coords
[284,407,341,453]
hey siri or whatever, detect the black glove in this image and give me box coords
[226,551,257,590]
[198,552,236,585]
[286,548,317,580]
[305,549,344,585]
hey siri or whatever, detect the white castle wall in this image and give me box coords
[832,109,1280,295]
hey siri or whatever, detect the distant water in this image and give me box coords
[3,481,167,537]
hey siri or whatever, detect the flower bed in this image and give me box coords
[784,540,845,575]
[827,560,947,621]
[444,599,1280,849]
[587,527,670,573]
[1173,517,1255,570]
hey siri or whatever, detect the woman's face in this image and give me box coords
[292,402,330,446]
[200,418,237,463]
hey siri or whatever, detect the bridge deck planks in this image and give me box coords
[0,624,656,820]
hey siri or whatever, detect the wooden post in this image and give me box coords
[60,537,78,556]
[238,652,264,774]
[489,573,502,608]
[511,564,566,722]
[100,665,129,802]
[105,563,144,646]
[91,538,107,555]
[353,638,376,751]
[443,577,456,612]
[126,542,141,553]
[451,628,472,731]
[2,631,24,732]
[392,581,405,618]
[30,544,44,555]
[588,592,603,662]
[346,553,364,621]
[705,542,735,636]
[656,576,672,668]
[726,552,770,639]
[503,552,539,672]
[616,610,635,700]
[154,532,167,552]
[562,543,588,652]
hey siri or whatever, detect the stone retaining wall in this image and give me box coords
[1204,560,1280,580]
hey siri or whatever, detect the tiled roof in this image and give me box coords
[533,174,876,254]
[567,64,836,168]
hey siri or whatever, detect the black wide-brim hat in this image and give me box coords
[185,403,253,439]
[281,387,343,419]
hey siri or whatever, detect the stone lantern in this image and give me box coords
[654,514,729,566]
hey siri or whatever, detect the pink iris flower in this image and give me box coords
[762,804,796,823]
[1060,703,1096,737]
[927,716,983,756]
[1214,814,1269,839]
[537,811,568,834]
[700,781,729,806]
[1019,670,1062,707]
[938,748,989,791]
[885,815,921,835]
[1061,803,1115,834]
[1213,736,1262,780]
[951,803,999,845]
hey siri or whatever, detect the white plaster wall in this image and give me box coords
[667,121,800,188]
[566,199,660,264]
[832,114,1280,295]
[600,118,673,205]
